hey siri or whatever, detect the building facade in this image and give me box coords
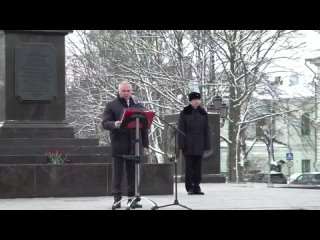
[219,73,320,177]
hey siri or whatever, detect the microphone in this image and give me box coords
[132,95,140,105]
[132,95,184,160]
[132,95,151,111]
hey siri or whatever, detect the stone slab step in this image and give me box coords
[0,126,75,138]
[0,146,111,155]
[0,138,99,146]
[0,154,113,164]
[0,163,173,198]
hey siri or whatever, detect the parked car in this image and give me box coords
[247,171,287,184]
[291,172,320,185]
[287,172,302,184]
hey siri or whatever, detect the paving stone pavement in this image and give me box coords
[1,183,320,210]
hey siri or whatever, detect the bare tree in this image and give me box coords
[205,30,304,182]
[66,30,303,177]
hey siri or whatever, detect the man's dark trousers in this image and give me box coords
[112,156,135,199]
[184,155,202,192]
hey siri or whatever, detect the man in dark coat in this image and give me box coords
[178,92,211,195]
[101,81,149,208]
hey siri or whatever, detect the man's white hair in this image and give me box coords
[118,81,132,91]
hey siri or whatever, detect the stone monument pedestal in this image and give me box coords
[0,121,74,138]
[0,30,73,138]
[0,30,173,197]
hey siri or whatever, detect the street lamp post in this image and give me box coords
[219,102,228,127]
[213,95,223,110]
[211,95,228,126]
[208,95,229,181]
[268,108,273,187]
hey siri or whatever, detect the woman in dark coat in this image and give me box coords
[178,92,211,195]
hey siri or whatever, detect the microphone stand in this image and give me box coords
[136,102,191,210]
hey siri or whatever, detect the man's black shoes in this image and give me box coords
[194,191,205,195]
[112,200,121,210]
[113,201,121,209]
[112,195,122,209]
[187,190,205,195]
[127,199,142,209]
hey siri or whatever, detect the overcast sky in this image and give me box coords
[272,30,320,80]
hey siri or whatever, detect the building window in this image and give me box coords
[302,159,310,173]
[289,74,299,86]
[301,113,310,136]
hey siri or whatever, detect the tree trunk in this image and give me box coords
[228,101,241,182]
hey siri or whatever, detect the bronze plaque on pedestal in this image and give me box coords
[15,43,57,102]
